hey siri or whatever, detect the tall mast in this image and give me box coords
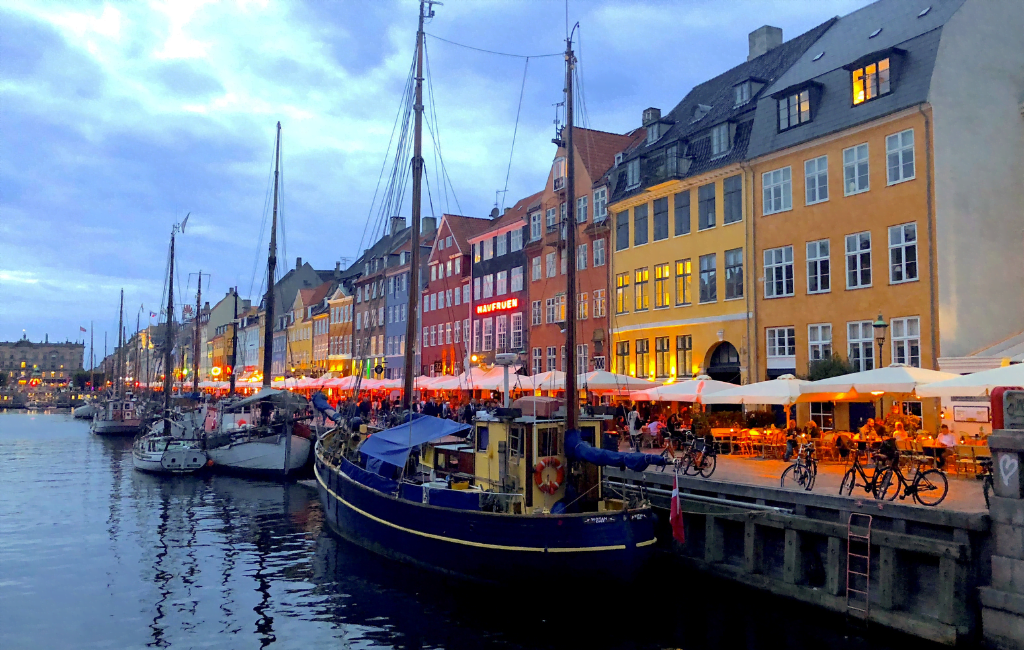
[402,0,433,410]
[263,122,281,388]
[89,322,94,394]
[230,286,238,395]
[563,31,579,432]
[163,227,176,435]
[117,290,124,398]
[192,271,202,394]
[135,310,140,392]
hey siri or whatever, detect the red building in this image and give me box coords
[524,126,643,375]
[420,214,491,376]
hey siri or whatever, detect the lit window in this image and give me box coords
[675,259,691,306]
[886,129,915,185]
[852,57,890,105]
[615,272,629,314]
[676,336,692,377]
[654,263,670,309]
[634,267,650,311]
[615,341,629,375]
[778,90,810,131]
[593,289,606,318]
[634,339,650,378]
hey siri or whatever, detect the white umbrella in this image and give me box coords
[576,370,661,392]
[916,363,1024,398]
[703,375,811,405]
[527,370,566,391]
[631,376,735,402]
[800,364,958,395]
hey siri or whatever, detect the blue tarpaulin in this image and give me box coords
[359,415,471,469]
[564,429,668,472]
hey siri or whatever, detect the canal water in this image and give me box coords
[0,412,945,650]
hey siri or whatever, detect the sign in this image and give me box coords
[475,298,518,315]
[953,406,990,423]
[1001,389,1024,430]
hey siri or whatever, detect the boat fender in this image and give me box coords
[293,422,313,440]
[533,456,564,495]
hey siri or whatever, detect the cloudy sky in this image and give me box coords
[0,0,871,352]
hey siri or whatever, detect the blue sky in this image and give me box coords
[0,0,871,349]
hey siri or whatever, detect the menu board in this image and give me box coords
[953,405,990,423]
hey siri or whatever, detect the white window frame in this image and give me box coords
[530,213,541,241]
[711,123,730,155]
[843,143,870,196]
[891,316,921,367]
[532,257,541,281]
[531,300,541,326]
[806,239,830,295]
[495,315,507,350]
[482,318,493,351]
[496,233,507,256]
[510,266,523,292]
[845,232,872,290]
[593,289,606,318]
[847,320,875,372]
[886,129,915,185]
[593,239,606,267]
[510,228,523,251]
[763,246,794,298]
[483,238,493,261]
[473,277,481,300]
[545,252,556,278]
[766,326,796,370]
[483,274,494,299]
[808,323,832,362]
[593,188,607,222]
[626,158,640,189]
[804,155,828,205]
[888,222,918,285]
[496,270,507,295]
[511,312,523,350]
[762,167,792,215]
[577,243,587,271]
[576,195,588,223]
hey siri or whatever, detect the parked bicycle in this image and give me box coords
[676,435,717,478]
[978,456,994,509]
[839,448,885,499]
[876,459,949,506]
[781,441,817,491]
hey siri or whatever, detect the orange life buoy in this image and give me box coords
[533,456,564,495]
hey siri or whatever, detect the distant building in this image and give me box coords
[0,334,84,386]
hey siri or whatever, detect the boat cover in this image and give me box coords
[228,387,307,411]
[359,415,471,468]
[311,392,342,423]
[564,429,668,472]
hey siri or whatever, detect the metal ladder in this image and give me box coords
[846,513,873,620]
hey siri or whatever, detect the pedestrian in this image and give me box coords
[626,403,643,452]
[783,422,800,461]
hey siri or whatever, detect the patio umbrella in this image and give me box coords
[631,376,735,402]
[576,370,662,392]
[526,370,566,392]
[702,375,812,405]
[800,364,958,395]
[916,363,1024,398]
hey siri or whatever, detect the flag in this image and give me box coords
[79,326,87,333]
[670,472,686,544]
[149,312,157,318]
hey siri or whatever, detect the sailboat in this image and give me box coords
[91,290,144,436]
[313,3,666,583]
[202,123,315,478]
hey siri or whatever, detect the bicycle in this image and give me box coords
[678,436,717,478]
[876,458,949,506]
[781,441,817,490]
[978,456,994,509]
[659,428,692,465]
[839,448,885,499]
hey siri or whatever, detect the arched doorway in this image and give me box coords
[705,342,741,385]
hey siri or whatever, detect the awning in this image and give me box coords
[631,376,735,402]
[359,415,471,469]
[916,363,1024,398]
[801,364,958,395]
[227,387,308,411]
[701,375,811,405]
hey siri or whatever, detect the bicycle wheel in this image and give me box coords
[781,463,805,488]
[805,462,817,491]
[681,453,699,476]
[840,469,857,496]
[984,476,992,509]
[913,469,949,506]
[876,469,899,501]
[699,453,717,478]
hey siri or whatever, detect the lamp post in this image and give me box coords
[872,313,888,369]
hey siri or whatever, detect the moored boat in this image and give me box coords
[132,434,208,474]
[91,394,144,436]
[73,402,98,419]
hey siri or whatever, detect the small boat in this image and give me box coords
[91,393,144,436]
[73,402,99,419]
[132,433,208,474]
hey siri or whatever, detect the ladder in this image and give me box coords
[846,513,873,620]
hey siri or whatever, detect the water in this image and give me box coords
[0,412,945,650]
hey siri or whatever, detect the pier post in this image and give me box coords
[784,528,803,584]
[826,536,846,596]
[705,516,724,564]
[878,546,905,610]
[744,520,762,574]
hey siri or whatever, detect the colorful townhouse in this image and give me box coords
[608,21,833,385]
[327,285,353,376]
[526,127,640,377]
[311,303,330,377]
[745,0,1024,429]
[287,281,333,378]
[421,213,491,376]
[383,245,413,381]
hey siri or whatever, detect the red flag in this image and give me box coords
[80,326,87,332]
[670,472,686,544]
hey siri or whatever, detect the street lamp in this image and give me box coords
[872,313,888,369]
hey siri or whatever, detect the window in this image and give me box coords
[454,286,461,305]
[615,211,629,251]
[808,323,832,362]
[532,348,543,375]
[652,197,669,241]
[633,204,648,246]
[576,195,588,223]
[762,167,792,215]
[577,243,587,271]
[722,175,742,224]
[555,294,565,322]
[483,274,493,298]
[845,232,872,289]
[446,322,452,345]
[530,212,541,241]
[593,289,606,318]
[886,129,915,185]
[546,252,556,278]
[724,248,743,299]
[532,300,541,326]
[483,238,493,260]
[843,143,870,195]
[547,346,557,372]
[545,298,556,324]
[615,341,629,375]
[578,292,589,320]
[532,256,541,281]
[653,263,670,308]
[674,190,690,236]
[615,272,629,314]
[767,327,796,359]
[511,266,524,292]
[454,320,461,343]
[698,183,716,230]
[654,337,670,378]
[560,202,567,238]
[635,339,650,378]
[496,233,507,256]
[504,312,521,351]
[888,223,918,284]
[805,155,828,205]
[560,249,567,275]
[495,315,507,350]
[734,81,751,106]
[593,188,607,222]
[495,271,507,295]
[778,89,810,131]
[482,318,493,351]
[546,207,557,233]
[463,285,470,304]
[675,259,691,306]
[763,246,794,298]
[430,325,437,347]
[577,344,589,375]
[473,277,481,300]
[552,157,566,190]
[806,239,831,294]
[698,254,717,303]
[446,235,452,248]
[711,123,730,155]
[810,402,834,431]
[891,316,921,367]
[511,228,523,251]
[852,57,890,105]
[593,239,605,267]
[473,243,481,263]
[847,321,875,371]
[676,335,693,377]
[634,267,649,311]
[626,158,640,188]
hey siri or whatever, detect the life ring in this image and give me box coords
[533,456,564,495]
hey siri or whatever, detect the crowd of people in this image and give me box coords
[328,394,504,427]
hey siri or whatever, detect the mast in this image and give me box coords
[563,31,579,432]
[163,227,177,435]
[135,310,140,392]
[263,123,281,389]
[117,290,124,399]
[103,331,107,390]
[192,271,202,394]
[89,323,94,394]
[402,0,432,410]
[230,286,238,395]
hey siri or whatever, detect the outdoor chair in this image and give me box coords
[954,445,980,476]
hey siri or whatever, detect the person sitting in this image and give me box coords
[783,423,800,461]
[935,424,957,469]
[804,420,821,439]
[892,421,909,441]
[859,418,877,439]
[875,432,899,470]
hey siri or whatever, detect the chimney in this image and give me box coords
[421,216,437,233]
[296,257,302,269]
[489,207,500,219]
[748,25,783,61]
[642,107,661,127]
[389,216,407,234]
[335,261,341,272]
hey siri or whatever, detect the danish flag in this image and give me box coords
[670,471,686,544]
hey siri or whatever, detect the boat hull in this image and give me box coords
[90,419,143,436]
[132,449,208,474]
[314,455,656,584]
[206,434,311,478]
[73,404,98,419]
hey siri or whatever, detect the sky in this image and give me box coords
[0,0,873,351]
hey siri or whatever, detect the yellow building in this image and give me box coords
[286,291,313,377]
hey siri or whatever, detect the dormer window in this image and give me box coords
[626,158,640,189]
[692,104,712,123]
[552,157,566,191]
[778,89,811,131]
[852,57,890,105]
[734,82,751,106]
[646,123,661,145]
[711,123,730,156]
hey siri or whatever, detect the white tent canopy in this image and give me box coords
[577,370,661,392]
[527,370,566,392]
[800,364,958,395]
[631,376,735,402]
[917,363,1024,398]
[702,375,812,405]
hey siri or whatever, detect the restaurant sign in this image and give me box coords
[475,298,518,315]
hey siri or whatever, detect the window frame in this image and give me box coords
[697,183,716,231]
[778,89,811,131]
[762,166,793,216]
[674,190,691,236]
[843,143,870,196]
[675,258,692,306]
[654,263,670,309]
[804,155,829,205]
[593,187,608,222]
[891,316,921,367]
[723,175,743,224]
[886,128,915,186]
[851,57,891,106]
[724,248,743,300]
[633,204,649,247]
[698,253,717,304]
[806,239,831,295]
[847,320,875,372]
[888,222,918,285]
[763,246,795,299]
[633,267,650,312]
[808,323,833,363]
[845,231,873,290]
[652,197,669,241]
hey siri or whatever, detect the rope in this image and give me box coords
[424,33,561,59]
[500,57,529,212]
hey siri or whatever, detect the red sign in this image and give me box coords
[475,298,518,315]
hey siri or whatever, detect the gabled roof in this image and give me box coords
[573,127,645,185]
[435,214,491,258]
[469,191,544,242]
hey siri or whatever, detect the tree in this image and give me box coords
[805,354,855,381]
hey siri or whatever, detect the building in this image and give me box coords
[286,281,334,378]
[327,285,353,375]
[235,307,261,381]
[744,0,1023,429]
[608,21,833,385]
[421,213,492,376]
[384,256,412,380]
[202,288,250,381]
[0,334,84,389]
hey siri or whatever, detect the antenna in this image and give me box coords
[494,189,507,211]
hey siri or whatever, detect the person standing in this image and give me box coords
[626,404,643,452]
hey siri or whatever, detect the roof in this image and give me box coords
[747,0,965,159]
[610,17,835,203]
[439,213,492,255]
[573,126,645,186]
[468,191,543,242]
[297,281,334,312]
